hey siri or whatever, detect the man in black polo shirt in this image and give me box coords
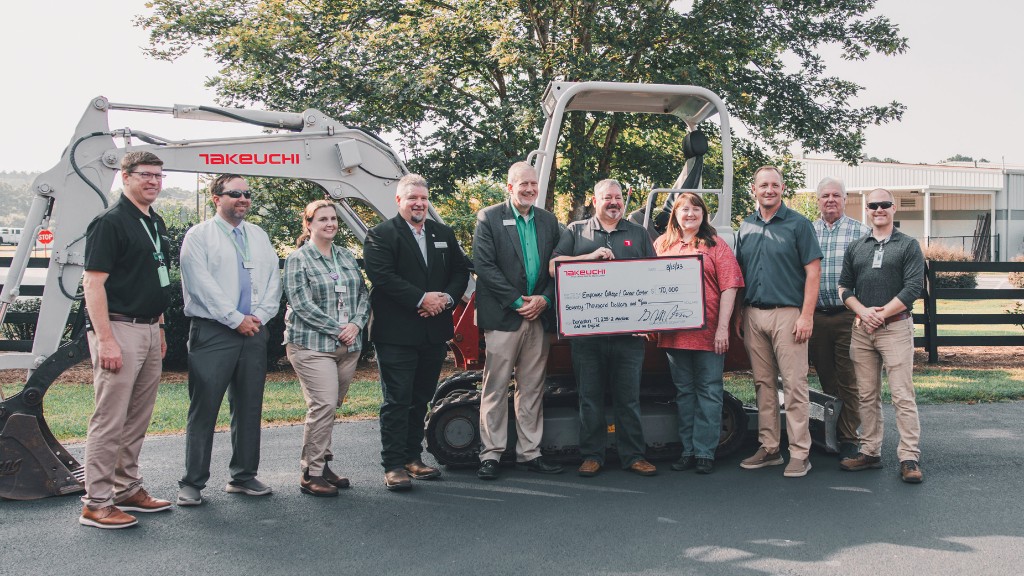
[550,178,658,478]
[79,151,173,529]
[734,166,822,478]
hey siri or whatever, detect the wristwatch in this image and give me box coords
[444,293,455,309]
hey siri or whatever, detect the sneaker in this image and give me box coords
[115,488,172,513]
[739,447,784,470]
[900,460,924,484]
[224,478,273,496]
[840,452,883,471]
[695,458,714,474]
[783,458,812,478]
[671,455,695,471]
[176,485,203,507]
[79,505,137,529]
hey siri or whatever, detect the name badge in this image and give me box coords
[157,265,170,288]
[872,248,884,269]
[434,241,448,249]
[335,284,346,293]
[502,219,516,226]
[243,260,254,269]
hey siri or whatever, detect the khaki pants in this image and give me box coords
[479,319,551,462]
[742,307,812,460]
[287,344,361,475]
[850,317,920,462]
[809,309,861,444]
[83,322,163,509]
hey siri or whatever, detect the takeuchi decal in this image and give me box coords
[563,269,606,277]
[199,153,300,165]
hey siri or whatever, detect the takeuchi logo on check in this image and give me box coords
[564,269,606,277]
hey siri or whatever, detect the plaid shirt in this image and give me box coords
[814,215,870,308]
[283,242,370,353]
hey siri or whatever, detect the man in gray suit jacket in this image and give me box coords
[473,162,564,480]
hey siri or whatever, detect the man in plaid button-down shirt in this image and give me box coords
[809,177,870,460]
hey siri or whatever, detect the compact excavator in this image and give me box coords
[0,82,839,500]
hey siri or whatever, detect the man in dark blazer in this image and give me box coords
[364,173,470,491]
[473,163,564,481]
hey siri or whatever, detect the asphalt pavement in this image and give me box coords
[3,401,1023,576]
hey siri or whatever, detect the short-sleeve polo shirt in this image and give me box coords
[735,203,822,308]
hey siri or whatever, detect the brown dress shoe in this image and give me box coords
[322,462,351,489]
[404,459,441,480]
[385,468,413,491]
[79,505,138,529]
[115,488,172,513]
[301,471,340,497]
[629,459,658,476]
[577,459,601,477]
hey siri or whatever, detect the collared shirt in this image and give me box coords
[407,220,428,264]
[735,202,823,308]
[839,229,925,311]
[552,216,656,261]
[814,215,870,308]
[84,193,171,318]
[509,199,546,309]
[283,242,370,353]
[179,214,282,329]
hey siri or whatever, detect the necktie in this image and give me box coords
[233,227,252,315]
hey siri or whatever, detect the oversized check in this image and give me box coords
[555,256,705,337]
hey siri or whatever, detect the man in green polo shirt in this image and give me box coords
[473,162,563,480]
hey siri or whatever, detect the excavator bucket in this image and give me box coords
[0,412,84,500]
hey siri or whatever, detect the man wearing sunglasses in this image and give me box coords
[838,188,925,483]
[177,174,282,505]
[809,177,870,461]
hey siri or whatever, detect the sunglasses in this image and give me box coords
[216,190,253,199]
[867,201,893,210]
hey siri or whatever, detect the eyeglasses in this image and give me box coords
[867,201,893,210]
[216,190,253,199]
[130,171,166,180]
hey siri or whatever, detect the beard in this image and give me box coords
[410,212,426,223]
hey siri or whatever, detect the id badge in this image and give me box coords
[872,248,884,269]
[335,284,346,293]
[157,265,170,287]
[337,296,348,324]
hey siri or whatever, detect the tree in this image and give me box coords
[138,0,906,222]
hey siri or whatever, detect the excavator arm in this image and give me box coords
[0,96,417,499]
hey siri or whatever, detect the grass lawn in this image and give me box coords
[912,299,1024,337]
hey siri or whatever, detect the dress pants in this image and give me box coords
[180,318,269,490]
[375,342,447,470]
[478,318,551,463]
[742,306,812,460]
[809,309,861,444]
[849,317,920,462]
[571,335,647,467]
[287,344,361,475]
[83,322,162,509]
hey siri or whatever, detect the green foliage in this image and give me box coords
[138,0,905,219]
[923,244,978,289]
[431,177,508,257]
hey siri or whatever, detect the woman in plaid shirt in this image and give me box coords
[283,200,370,497]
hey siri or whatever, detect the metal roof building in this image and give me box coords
[795,158,1024,261]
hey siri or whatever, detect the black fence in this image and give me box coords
[914,261,1024,363]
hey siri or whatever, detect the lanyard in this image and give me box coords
[138,218,162,255]
[215,219,251,262]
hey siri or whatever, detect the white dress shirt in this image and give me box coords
[180,214,283,329]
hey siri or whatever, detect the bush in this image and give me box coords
[922,244,977,289]
[1008,254,1024,289]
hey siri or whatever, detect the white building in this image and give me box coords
[796,158,1024,261]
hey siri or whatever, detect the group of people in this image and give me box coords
[75,152,924,532]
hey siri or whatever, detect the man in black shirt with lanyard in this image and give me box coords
[79,151,173,529]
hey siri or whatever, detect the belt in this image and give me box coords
[815,306,848,315]
[747,303,789,310]
[109,314,161,325]
[883,311,912,326]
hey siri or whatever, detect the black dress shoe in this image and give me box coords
[695,458,714,474]
[671,455,695,471]
[515,457,564,474]
[477,459,499,480]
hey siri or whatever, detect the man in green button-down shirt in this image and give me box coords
[473,162,564,480]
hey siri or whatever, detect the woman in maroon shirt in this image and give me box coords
[654,193,744,474]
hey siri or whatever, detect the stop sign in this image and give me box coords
[38,230,54,245]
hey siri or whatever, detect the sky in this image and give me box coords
[1,0,1022,192]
